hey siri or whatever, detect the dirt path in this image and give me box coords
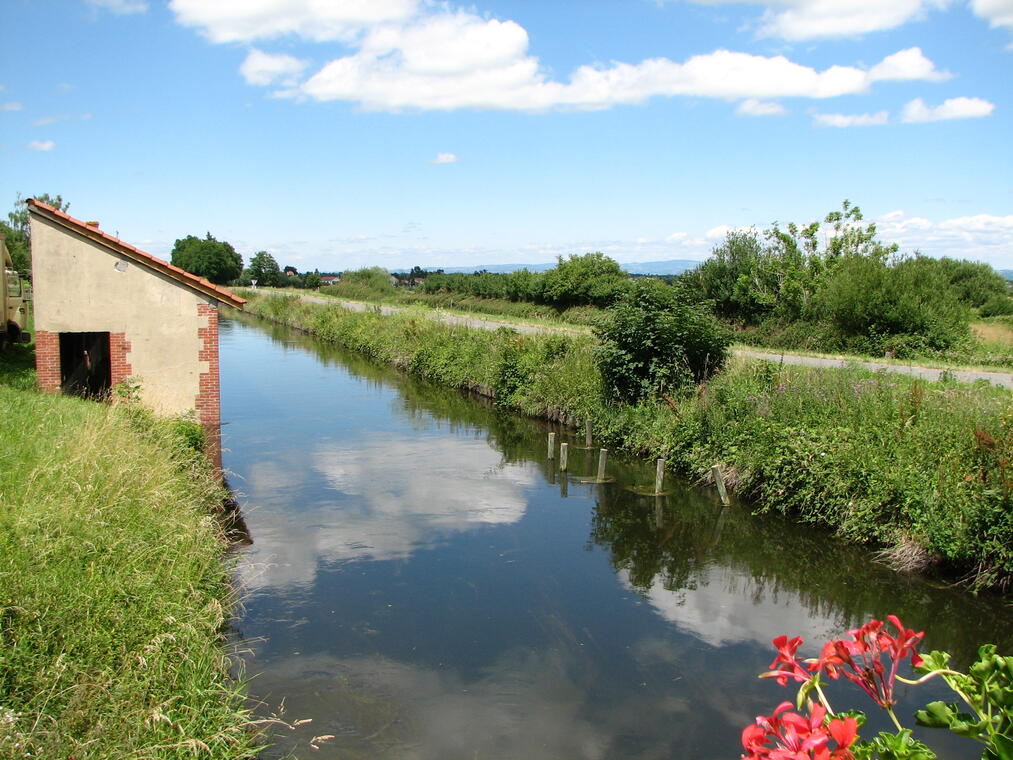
[289,292,1013,389]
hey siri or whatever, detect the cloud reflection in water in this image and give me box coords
[236,433,534,593]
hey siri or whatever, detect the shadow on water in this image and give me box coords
[220,313,1012,760]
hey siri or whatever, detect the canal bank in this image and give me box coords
[0,346,259,760]
[240,292,1013,592]
[221,314,1012,759]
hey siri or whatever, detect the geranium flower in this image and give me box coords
[741,702,856,760]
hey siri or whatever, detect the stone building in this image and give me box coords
[29,199,245,464]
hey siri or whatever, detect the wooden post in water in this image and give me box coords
[559,442,568,471]
[585,419,593,447]
[712,464,731,506]
[597,449,608,481]
[547,432,556,460]
[560,474,568,498]
[654,458,666,494]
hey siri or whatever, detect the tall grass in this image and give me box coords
[244,292,1013,591]
[0,366,260,758]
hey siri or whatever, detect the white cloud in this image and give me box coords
[735,98,786,116]
[757,0,949,40]
[706,224,734,239]
[2,102,23,111]
[432,152,458,164]
[867,47,951,82]
[876,210,1013,266]
[87,0,148,13]
[239,48,310,87]
[812,110,889,126]
[971,0,1013,31]
[901,96,996,122]
[172,2,948,113]
[293,25,945,112]
[678,0,951,40]
[27,140,55,151]
[169,0,419,43]
[665,231,688,242]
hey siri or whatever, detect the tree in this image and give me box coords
[170,233,243,284]
[248,251,282,287]
[3,192,70,276]
[303,271,321,289]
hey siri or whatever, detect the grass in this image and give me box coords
[972,318,1013,349]
[0,346,260,759]
[266,283,602,328]
[243,291,1013,592]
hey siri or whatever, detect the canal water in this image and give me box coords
[220,314,1012,760]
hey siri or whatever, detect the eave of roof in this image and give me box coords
[27,199,246,309]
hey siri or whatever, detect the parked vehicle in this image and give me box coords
[1,235,31,347]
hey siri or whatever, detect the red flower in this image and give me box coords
[809,616,924,710]
[760,635,812,686]
[741,702,855,760]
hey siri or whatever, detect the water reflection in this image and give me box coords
[221,315,1011,760]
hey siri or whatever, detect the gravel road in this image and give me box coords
[287,292,1013,389]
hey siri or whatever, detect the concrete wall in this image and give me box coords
[31,214,218,420]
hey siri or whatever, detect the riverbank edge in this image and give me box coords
[241,292,1012,592]
[0,346,261,759]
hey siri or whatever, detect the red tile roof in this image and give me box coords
[27,199,246,309]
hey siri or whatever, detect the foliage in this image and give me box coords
[981,295,1013,318]
[813,254,972,354]
[682,201,1006,362]
[303,271,322,289]
[541,252,631,308]
[248,250,282,287]
[341,266,395,292]
[744,618,1011,760]
[170,232,243,284]
[594,278,731,403]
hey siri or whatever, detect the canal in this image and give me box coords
[220,314,1012,759]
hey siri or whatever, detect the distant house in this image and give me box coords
[28,199,245,467]
[320,274,340,285]
[284,266,299,277]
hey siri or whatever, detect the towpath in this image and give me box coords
[286,291,1013,389]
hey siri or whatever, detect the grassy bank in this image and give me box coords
[244,292,1013,592]
[0,345,259,759]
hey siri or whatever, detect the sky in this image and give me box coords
[2,0,1011,273]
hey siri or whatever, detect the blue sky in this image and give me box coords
[2,0,1011,272]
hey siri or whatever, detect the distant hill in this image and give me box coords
[1001,269,1013,282]
[433,258,703,276]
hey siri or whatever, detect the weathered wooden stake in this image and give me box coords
[547,432,556,459]
[585,419,593,447]
[560,475,568,498]
[597,449,608,481]
[559,442,568,471]
[712,464,731,506]
[654,458,666,494]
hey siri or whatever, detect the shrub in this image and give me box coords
[980,294,1013,318]
[594,278,731,404]
[813,254,971,353]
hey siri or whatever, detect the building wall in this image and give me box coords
[31,214,221,426]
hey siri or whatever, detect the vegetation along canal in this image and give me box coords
[220,313,1012,760]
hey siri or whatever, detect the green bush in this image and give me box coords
[813,254,971,354]
[594,278,731,403]
[980,294,1013,318]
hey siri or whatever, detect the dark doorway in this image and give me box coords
[59,332,111,398]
